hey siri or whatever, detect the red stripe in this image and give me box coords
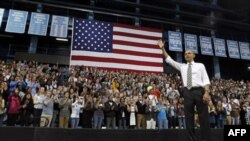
[92,67,163,74]
[113,31,161,40]
[114,23,162,33]
[113,40,159,49]
[71,56,163,67]
[113,49,163,58]
[70,65,163,74]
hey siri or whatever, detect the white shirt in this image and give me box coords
[33,94,46,109]
[222,102,232,116]
[165,57,210,87]
[71,101,83,118]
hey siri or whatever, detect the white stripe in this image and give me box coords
[114,26,162,37]
[113,35,158,45]
[71,50,162,63]
[70,61,163,72]
[113,44,162,54]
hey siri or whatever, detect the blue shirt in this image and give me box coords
[157,104,167,120]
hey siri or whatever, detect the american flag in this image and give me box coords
[70,18,163,73]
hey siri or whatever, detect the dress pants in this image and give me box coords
[182,87,210,141]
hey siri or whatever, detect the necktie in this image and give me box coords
[187,63,192,89]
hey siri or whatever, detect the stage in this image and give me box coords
[0,127,223,141]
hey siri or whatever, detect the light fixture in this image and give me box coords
[56,38,68,42]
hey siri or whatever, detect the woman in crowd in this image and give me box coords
[216,100,226,128]
[33,87,46,127]
[127,99,138,129]
[20,93,34,126]
[208,101,216,128]
[71,96,84,128]
[58,91,71,128]
[231,98,240,125]
[7,88,21,126]
[93,96,105,129]
[177,97,185,129]
[117,97,128,129]
[156,99,168,129]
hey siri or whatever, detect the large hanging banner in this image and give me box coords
[28,12,50,36]
[199,36,213,56]
[0,8,4,28]
[5,9,28,33]
[213,38,227,57]
[50,15,69,38]
[168,31,183,52]
[239,42,250,60]
[184,33,198,54]
[227,40,240,59]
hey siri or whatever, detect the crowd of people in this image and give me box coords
[0,60,249,129]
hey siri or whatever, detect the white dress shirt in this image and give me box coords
[165,56,210,88]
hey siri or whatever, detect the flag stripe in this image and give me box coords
[76,66,163,74]
[71,55,163,67]
[70,60,163,72]
[71,50,162,63]
[113,31,161,40]
[112,49,163,58]
[112,40,159,49]
[113,35,158,45]
[113,44,162,54]
[113,23,162,35]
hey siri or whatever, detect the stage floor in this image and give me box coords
[0,127,223,141]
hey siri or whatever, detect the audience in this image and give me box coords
[0,60,249,129]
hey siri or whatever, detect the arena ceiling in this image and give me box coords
[0,0,250,33]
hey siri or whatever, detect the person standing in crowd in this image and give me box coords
[158,40,211,141]
[156,99,168,129]
[177,97,186,129]
[136,95,146,129]
[0,82,8,105]
[231,98,240,125]
[71,96,84,128]
[58,91,71,128]
[33,87,46,127]
[127,99,138,129]
[93,96,105,129]
[246,102,250,125]
[169,99,177,129]
[216,100,226,128]
[50,88,59,127]
[20,93,34,127]
[7,88,21,126]
[117,97,128,129]
[0,95,6,127]
[82,95,93,128]
[104,95,118,129]
[208,101,216,128]
[239,102,247,125]
[41,90,54,127]
[145,100,157,129]
[222,96,232,125]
